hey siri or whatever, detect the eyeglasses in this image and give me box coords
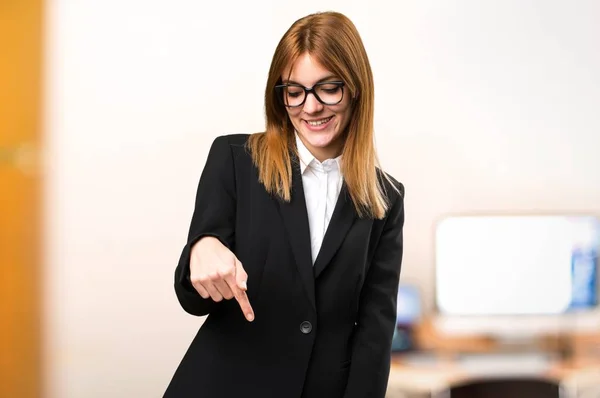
[275,81,345,108]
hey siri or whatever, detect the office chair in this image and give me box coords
[431,377,563,398]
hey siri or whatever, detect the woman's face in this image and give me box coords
[280,52,353,162]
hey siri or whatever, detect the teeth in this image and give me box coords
[307,117,332,126]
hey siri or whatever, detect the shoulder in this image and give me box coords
[373,168,404,223]
[377,168,405,203]
[208,134,253,161]
[212,133,251,148]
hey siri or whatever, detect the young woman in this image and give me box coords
[165,11,405,398]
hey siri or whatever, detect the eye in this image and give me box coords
[286,86,304,97]
[319,83,342,93]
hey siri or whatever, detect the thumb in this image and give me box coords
[234,258,248,291]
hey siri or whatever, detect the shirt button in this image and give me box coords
[300,321,313,334]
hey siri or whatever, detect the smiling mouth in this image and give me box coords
[305,116,333,126]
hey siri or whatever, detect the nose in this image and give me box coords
[302,92,323,114]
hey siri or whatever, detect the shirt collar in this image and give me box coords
[295,132,342,174]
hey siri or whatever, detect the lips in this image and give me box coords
[304,116,333,127]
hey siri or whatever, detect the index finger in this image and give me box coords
[232,287,254,322]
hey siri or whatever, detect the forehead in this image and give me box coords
[282,52,337,85]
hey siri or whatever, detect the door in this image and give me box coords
[0,0,43,397]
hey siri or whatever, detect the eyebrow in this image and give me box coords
[281,75,341,85]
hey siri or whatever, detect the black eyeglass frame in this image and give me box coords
[274,81,345,108]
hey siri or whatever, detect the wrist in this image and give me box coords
[193,236,220,252]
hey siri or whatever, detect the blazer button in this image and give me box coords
[300,321,312,334]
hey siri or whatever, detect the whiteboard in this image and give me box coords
[435,215,599,315]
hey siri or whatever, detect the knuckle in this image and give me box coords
[191,278,201,287]
[190,280,203,291]
[217,267,235,278]
[191,274,209,284]
[236,263,247,275]
[207,272,222,281]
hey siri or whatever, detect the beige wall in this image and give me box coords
[43,1,600,397]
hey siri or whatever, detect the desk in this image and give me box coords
[388,352,600,396]
[386,319,600,397]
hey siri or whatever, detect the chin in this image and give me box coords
[301,129,340,148]
[305,131,336,144]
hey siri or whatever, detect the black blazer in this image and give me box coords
[165,134,405,398]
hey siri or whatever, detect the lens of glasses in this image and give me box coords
[281,82,343,107]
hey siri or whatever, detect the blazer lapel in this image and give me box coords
[313,183,357,278]
[276,157,316,311]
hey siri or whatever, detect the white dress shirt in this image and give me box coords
[295,134,343,265]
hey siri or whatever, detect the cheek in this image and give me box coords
[336,108,353,131]
[286,110,300,122]
[285,112,300,128]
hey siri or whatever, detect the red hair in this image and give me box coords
[247,11,393,219]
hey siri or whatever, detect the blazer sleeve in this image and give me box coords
[174,135,237,316]
[343,182,405,398]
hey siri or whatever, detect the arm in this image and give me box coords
[174,135,237,316]
[343,182,405,398]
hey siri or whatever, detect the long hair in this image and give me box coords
[247,11,393,219]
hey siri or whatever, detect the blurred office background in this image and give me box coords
[1,0,599,397]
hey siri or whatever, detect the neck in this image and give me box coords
[312,147,342,162]
[298,135,343,162]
